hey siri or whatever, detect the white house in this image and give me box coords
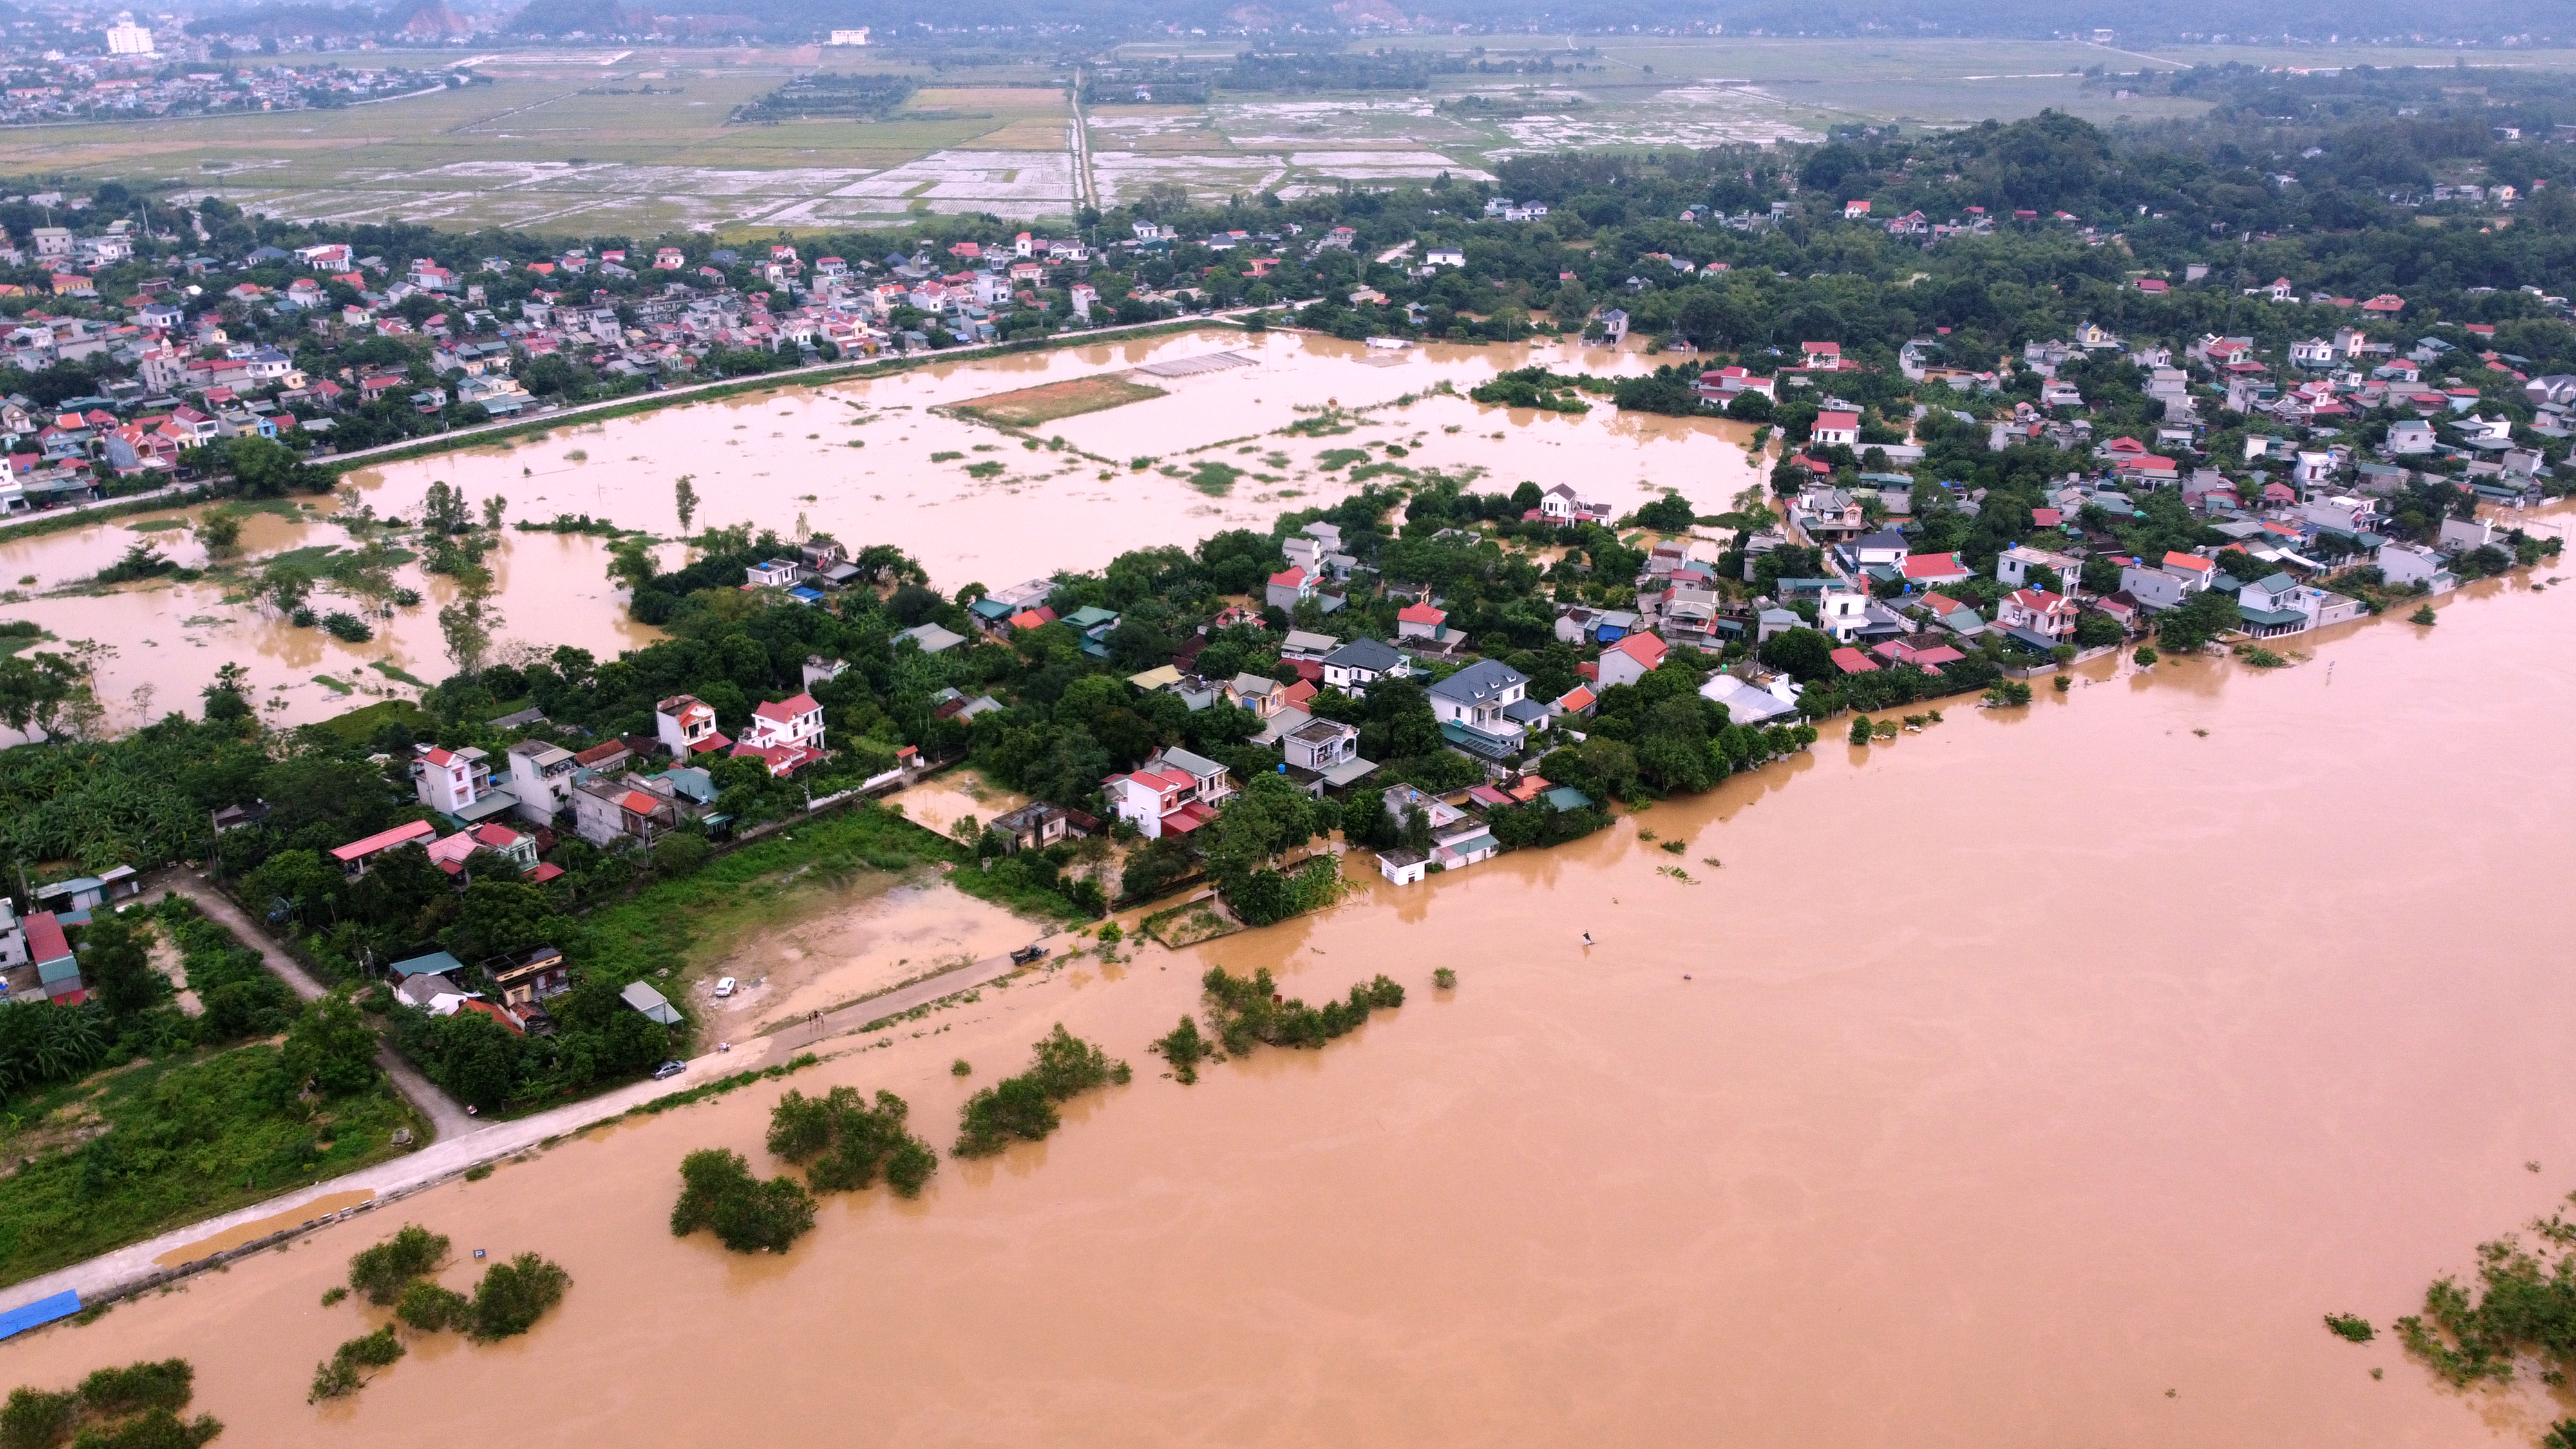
[1997,544,2083,590]
[1816,588,1870,644]
[1321,638,1405,696]
[506,740,578,826]
[732,694,828,775]
[416,747,502,816]
[654,694,729,762]
[1425,659,1530,757]
[1593,631,1669,689]
[2375,542,2457,593]
[1810,410,1861,448]
[1996,588,2078,641]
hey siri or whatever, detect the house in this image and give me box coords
[506,740,578,825]
[31,866,141,913]
[1396,601,1450,642]
[895,622,967,654]
[2439,516,2496,553]
[20,912,77,1003]
[330,819,438,878]
[2375,542,2456,592]
[2120,551,2217,611]
[654,694,730,762]
[1997,544,2083,590]
[1593,630,1669,689]
[1900,551,1971,586]
[732,694,828,776]
[1810,410,1861,449]
[1374,782,1501,882]
[1849,529,1909,570]
[989,802,1073,854]
[2237,572,2318,636]
[1426,659,1531,759]
[1815,588,1870,644]
[1104,747,1234,839]
[1829,646,1879,674]
[1281,717,1374,793]
[1996,588,2079,642]
[1700,672,1801,725]
[570,773,679,848]
[1265,565,1317,611]
[417,746,512,820]
[1917,592,1985,638]
[1321,637,1405,696]
[1531,483,1612,525]
[484,944,571,1015]
[745,558,801,589]
[1226,674,1287,719]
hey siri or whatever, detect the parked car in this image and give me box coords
[651,1060,687,1080]
[714,977,737,998]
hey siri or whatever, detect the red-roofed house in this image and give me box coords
[1396,601,1449,641]
[2032,507,2064,528]
[415,746,500,815]
[1801,341,1845,370]
[1997,588,2079,641]
[1810,410,1861,449]
[1595,630,1669,688]
[1828,646,1879,674]
[22,911,79,1003]
[1104,748,1233,839]
[1007,605,1057,632]
[1900,551,1972,585]
[330,819,438,878]
[1553,683,1596,719]
[732,693,828,777]
[654,694,730,762]
[1265,565,1316,610]
[2361,294,2405,315]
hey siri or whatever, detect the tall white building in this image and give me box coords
[104,13,155,54]
[827,26,869,44]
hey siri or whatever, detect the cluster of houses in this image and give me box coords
[0,61,437,126]
[0,866,145,1006]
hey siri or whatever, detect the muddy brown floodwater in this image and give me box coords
[7,574,2573,1447]
[0,329,1759,732]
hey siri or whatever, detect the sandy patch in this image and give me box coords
[710,881,1047,1033]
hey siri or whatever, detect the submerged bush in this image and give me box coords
[469,1253,571,1340]
[310,1329,402,1403]
[953,1026,1130,1158]
[2324,1313,2374,1344]
[394,1281,470,1334]
[347,1224,449,1306]
[0,1361,221,1448]
[1150,1017,1208,1085]
[766,1086,937,1197]
[670,1148,817,1254]
[1200,967,1403,1057]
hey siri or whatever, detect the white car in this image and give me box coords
[714,977,737,998]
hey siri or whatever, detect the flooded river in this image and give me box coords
[0,329,1759,730]
[7,574,2571,1447]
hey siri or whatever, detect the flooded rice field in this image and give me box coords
[0,328,1760,732]
[7,573,2571,1448]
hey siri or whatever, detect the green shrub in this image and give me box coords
[2324,1313,2374,1343]
[393,1281,469,1332]
[954,1026,1130,1158]
[469,1253,571,1340]
[670,1148,815,1253]
[1150,1017,1209,1085]
[766,1087,938,1197]
[348,1224,448,1305]
[1200,967,1403,1056]
[2409,605,2438,626]
[310,1328,402,1403]
[1432,968,1457,989]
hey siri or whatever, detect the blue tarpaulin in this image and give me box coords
[0,1289,80,1340]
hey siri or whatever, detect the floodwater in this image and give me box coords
[334,327,1764,591]
[0,329,1759,732]
[12,573,2575,1448]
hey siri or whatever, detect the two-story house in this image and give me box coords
[1996,588,2080,642]
[1104,747,1235,839]
[1426,659,1531,759]
[654,694,730,762]
[416,746,507,817]
[482,944,572,1017]
[571,773,681,849]
[732,694,828,776]
[1594,630,1669,689]
[2119,551,2217,611]
[1281,717,1373,794]
[1321,638,1405,697]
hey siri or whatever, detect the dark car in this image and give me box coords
[651,1060,687,1080]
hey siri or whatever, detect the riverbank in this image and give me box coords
[3,569,2571,1447]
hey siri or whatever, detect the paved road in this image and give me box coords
[766,939,1056,1053]
[146,870,483,1145]
[0,924,1050,1318]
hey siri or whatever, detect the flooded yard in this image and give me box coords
[0,328,1761,732]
